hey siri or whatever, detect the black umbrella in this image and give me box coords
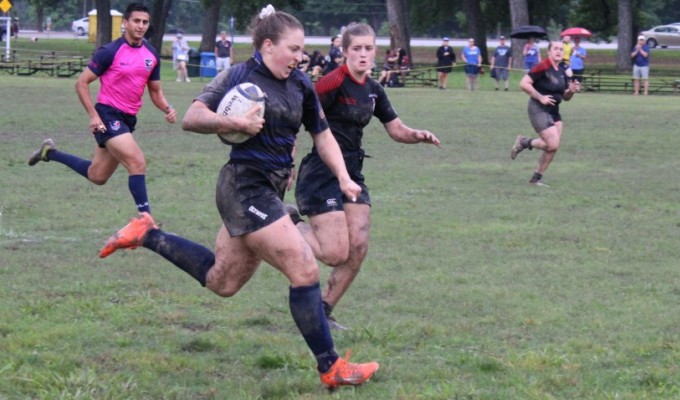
[510,25,548,40]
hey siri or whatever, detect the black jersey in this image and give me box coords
[315,64,398,152]
[195,53,328,170]
[528,58,568,106]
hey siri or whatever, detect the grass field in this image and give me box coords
[1,67,680,399]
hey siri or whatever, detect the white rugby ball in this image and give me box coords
[216,82,266,145]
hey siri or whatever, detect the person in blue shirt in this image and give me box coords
[523,37,541,71]
[631,35,650,95]
[570,36,587,83]
[461,38,482,91]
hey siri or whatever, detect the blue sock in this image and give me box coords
[289,283,339,373]
[128,174,150,213]
[47,150,91,178]
[143,229,214,286]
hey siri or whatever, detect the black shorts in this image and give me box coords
[216,162,290,237]
[295,149,370,216]
[528,99,561,133]
[93,103,137,148]
[437,65,452,74]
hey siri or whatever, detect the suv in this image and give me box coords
[72,17,89,36]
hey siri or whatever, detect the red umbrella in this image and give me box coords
[561,27,592,37]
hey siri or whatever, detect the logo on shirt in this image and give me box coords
[145,58,153,71]
[109,120,121,132]
[369,93,377,112]
[326,198,338,207]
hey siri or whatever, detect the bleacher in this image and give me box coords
[583,69,680,95]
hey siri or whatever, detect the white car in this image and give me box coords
[72,17,89,36]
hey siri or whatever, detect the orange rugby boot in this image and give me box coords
[99,212,158,258]
[320,350,379,389]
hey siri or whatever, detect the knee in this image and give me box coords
[318,247,349,267]
[208,283,239,298]
[126,158,146,174]
[88,175,108,185]
[544,143,560,152]
[291,263,320,287]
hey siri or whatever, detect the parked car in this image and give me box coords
[71,17,89,36]
[640,25,680,48]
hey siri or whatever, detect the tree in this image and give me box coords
[386,0,411,61]
[27,0,60,32]
[508,0,529,69]
[95,0,111,47]
[616,0,633,71]
[198,0,220,53]
[148,0,173,55]
[462,0,488,65]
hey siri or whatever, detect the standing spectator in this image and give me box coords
[98,4,379,389]
[27,3,177,221]
[397,47,410,85]
[214,30,233,73]
[172,33,191,82]
[436,37,456,90]
[523,37,541,71]
[324,35,343,74]
[570,36,587,83]
[461,38,482,91]
[490,35,513,91]
[561,35,572,68]
[631,35,650,96]
[291,22,440,330]
[11,18,19,39]
[378,48,398,87]
[510,40,581,187]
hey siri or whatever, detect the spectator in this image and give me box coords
[570,36,587,83]
[323,35,343,74]
[461,38,482,91]
[490,35,512,91]
[523,37,541,71]
[436,37,456,90]
[172,33,191,82]
[378,48,398,87]
[214,30,233,73]
[397,47,410,85]
[631,35,650,96]
[308,50,327,79]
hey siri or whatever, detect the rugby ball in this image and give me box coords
[216,83,266,145]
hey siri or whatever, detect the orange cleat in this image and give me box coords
[99,212,158,258]
[320,350,379,389]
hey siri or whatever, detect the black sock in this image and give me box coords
[143,229,214,286]
[521,137,533,150]
[531,172,543,182]
[289,284,338,373]
[322,300,333,318]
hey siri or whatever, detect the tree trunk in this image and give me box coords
[509,0,529,70]
[616,0,633,71]
[463,0,488,65]
[36,6,44,32]
[149,0,173,53]
[199,0,221,53]
[386,0,411,62]
[96,0,112,47]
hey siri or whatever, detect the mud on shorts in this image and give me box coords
[216,162,291,237]
[527,99,561,133]
[93,103,137,148]
[295,149,370,216]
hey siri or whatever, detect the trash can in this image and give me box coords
[200,52,217,78]
[187,48,200,78]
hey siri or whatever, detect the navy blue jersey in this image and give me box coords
[195,54,328,170]
[315,64,398,152]
[528,58,568,106]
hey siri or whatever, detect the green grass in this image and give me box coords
[1,71,680,399]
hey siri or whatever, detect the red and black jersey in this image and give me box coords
[528,58,568,105]
[315,64,398,152]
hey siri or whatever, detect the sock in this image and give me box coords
[531,172,543,182]
[289,284,339,373]
[520,137,534,150]
[47,150,91,178]
[143,229,214,286]
[129,175,150,213]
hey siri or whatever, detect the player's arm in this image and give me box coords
[520,74,554,106]
[75,68,106,134]
[313,129,361,201]
[384,118,441,147]
[182,100,263,136]
[147,80,177,123]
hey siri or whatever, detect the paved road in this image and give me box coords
[18,30,619,49]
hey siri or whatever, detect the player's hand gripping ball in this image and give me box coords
[216,83,266,145]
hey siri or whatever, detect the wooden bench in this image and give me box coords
[583,71,680,95]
